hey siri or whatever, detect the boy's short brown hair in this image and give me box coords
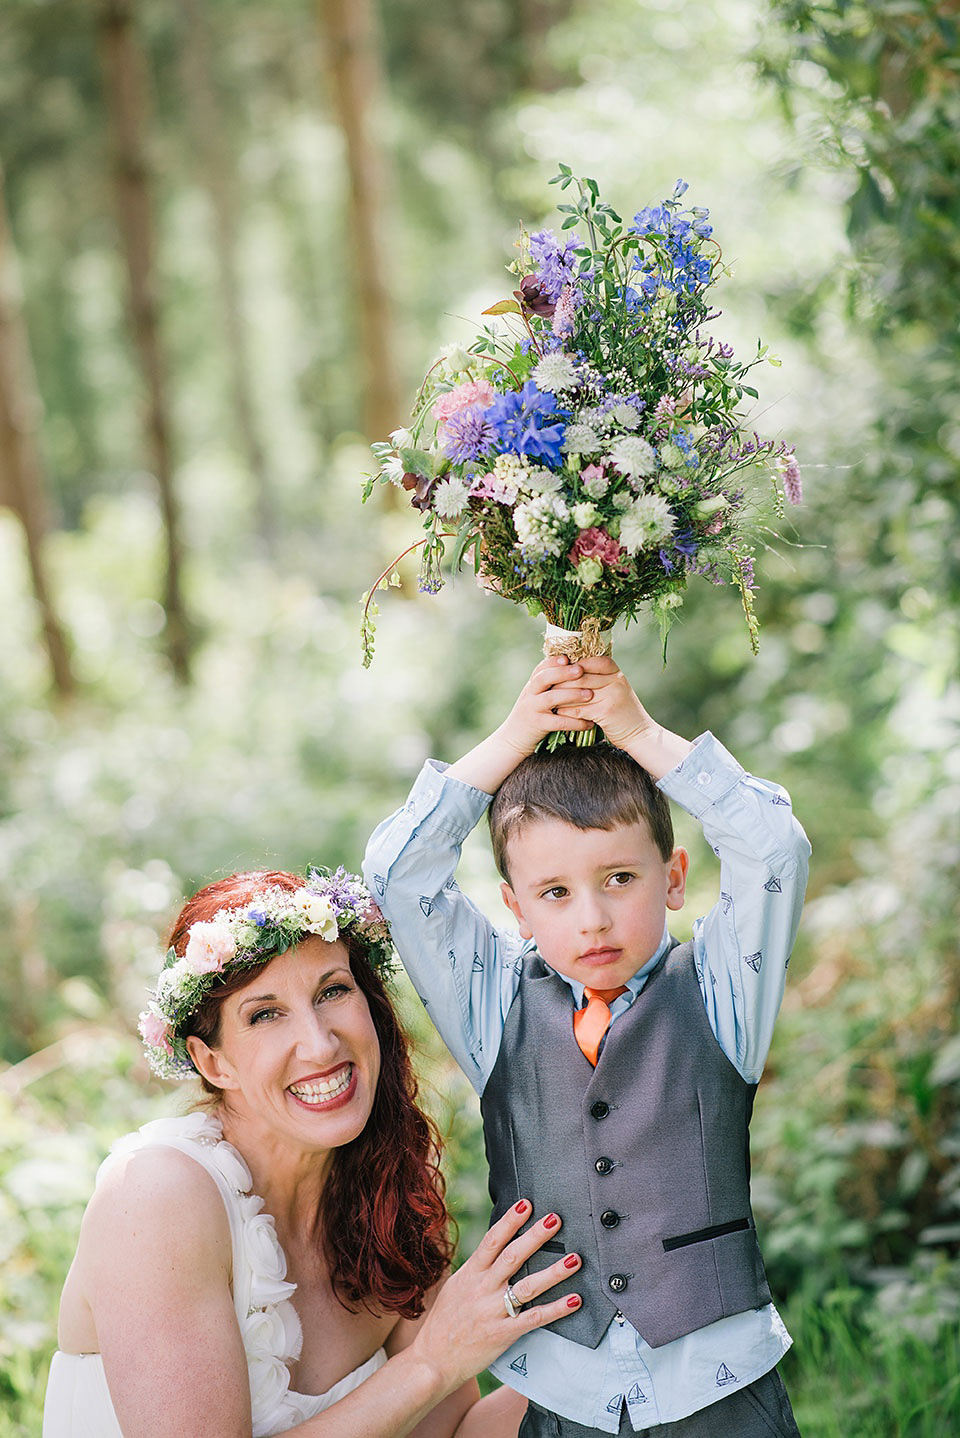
[489,742,675,880]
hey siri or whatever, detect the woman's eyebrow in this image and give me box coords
[237,969,348,1011]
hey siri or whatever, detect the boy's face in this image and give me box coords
[500,817,688,989]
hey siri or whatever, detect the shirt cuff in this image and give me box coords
[657,732,747,818]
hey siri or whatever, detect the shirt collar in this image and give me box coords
[548,922,673,1008]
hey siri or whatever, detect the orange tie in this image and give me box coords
[573,986,628,1066]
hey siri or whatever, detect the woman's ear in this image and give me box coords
[185,1034,238,1091]
[501,881,534,941]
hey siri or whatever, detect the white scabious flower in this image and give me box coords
[659,442,685,471]
[532,352,579,393]
[608,435,657,479]
[611,403,643,430]
[521,466,564,495]
[618,494,676,554]
[563,423,600,455]
[432,476,471,519]
[572,502,599,529]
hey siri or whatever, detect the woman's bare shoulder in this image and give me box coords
[79,1139,231,1271]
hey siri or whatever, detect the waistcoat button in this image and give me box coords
[600,1209,620,1228]
[595,1156,614,1175]
[608,1273,628,1293]
[590,1101,610,1120]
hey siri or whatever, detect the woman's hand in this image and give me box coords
[408,1202,581,1398]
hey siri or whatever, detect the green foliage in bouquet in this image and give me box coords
[362,167,801,665]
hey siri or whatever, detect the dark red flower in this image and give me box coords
[514,274,556,318]
[401,472,438,511]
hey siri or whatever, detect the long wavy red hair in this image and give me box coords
[168,870,454,1318]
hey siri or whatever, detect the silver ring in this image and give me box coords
[503,1283,522,1318]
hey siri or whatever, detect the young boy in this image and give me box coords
[364,654,810,1437]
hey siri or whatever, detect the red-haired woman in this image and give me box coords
[44,868,581,1437]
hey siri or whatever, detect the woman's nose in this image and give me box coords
[293,1006,338,1058]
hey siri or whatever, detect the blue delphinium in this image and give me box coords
[630,180,714,300]
[484,380,570,469]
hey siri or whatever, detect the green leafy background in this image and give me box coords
[1,1,957,1432]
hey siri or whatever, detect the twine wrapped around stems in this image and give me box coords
[543,618,613,662]
[541,620,613,748]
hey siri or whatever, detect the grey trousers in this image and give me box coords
[517,1367,801,1438]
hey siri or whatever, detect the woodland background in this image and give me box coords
[0,1,958,1433]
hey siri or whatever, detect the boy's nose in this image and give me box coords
[576,893,611,933]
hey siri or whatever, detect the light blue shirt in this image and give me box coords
[364,733,810,1430]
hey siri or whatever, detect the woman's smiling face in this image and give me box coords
[188,937,381,1153]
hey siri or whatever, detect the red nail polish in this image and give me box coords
[514,1200,529,1215]
[563,1254,579,1269]
[543,1212,559,1230]
[566,1295,581,1308]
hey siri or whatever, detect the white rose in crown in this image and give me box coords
[184,920,237,974]
[292,890,339,943]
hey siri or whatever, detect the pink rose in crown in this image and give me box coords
[184,920,237,974]
[138,1009,173,1055]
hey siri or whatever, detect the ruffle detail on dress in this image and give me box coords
[105,1112,305,1438]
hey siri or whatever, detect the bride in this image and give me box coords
[44,867,581,1437]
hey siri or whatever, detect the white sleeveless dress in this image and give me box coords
[42,1112,387,1437]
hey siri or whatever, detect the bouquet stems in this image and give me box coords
[541,618,612,750]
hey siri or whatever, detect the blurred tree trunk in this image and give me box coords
[0,159,74,698]
[516,0,575,89]
[317,0,402,442]
[98,0,191,681]
[176,0,275,554]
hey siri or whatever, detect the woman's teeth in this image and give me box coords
[289,1066,352,1104]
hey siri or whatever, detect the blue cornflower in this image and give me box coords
[443,404,496,464]
[484,380,570,469]
[529,229,580,303]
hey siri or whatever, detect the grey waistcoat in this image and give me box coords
[480,940,771,1349]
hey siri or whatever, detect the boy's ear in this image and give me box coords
[185,1035,239,1092]
[501,881,534,941]
[666,846,689,911]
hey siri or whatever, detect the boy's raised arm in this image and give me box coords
[446,657,595,794]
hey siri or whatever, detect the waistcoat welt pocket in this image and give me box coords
[662,1217,750,1252]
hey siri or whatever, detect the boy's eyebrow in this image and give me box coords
[528,857,649,886]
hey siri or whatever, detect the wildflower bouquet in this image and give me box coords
[361,167,800,669]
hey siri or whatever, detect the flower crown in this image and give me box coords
[138,868,395,1081]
